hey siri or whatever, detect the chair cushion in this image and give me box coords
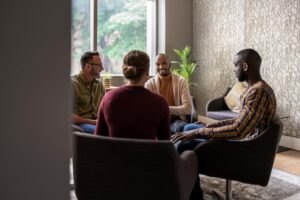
[224,82,246,113]
[207,110,239,120]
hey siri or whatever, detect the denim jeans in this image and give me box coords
[79,123,96,134]
[183,123,205,132]
[176,123,206,153]
[170,119,188,135]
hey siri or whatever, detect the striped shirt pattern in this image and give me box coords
[198,80,276,140]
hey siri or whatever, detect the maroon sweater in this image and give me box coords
[95,85,170,140]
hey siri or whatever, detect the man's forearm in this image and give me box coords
[72,114,96,125]
[169,104,192,116]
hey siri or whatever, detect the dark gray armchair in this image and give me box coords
[72,132,198,200]
[194,119,283,200]
[206,88,239,120]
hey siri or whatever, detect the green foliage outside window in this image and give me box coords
[71,0,90,74]
[98,0,147,73]
[71,0,147,74]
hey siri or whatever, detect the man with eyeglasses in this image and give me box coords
[71,51,105,134]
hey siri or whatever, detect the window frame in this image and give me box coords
[72,0,157,76]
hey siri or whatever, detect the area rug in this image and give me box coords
[70,168,300,200]
[201,169,300,200]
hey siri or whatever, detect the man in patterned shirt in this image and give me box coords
[171,48,277,200]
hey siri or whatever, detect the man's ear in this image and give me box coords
[242,63,248,71]
[85,63,91,69]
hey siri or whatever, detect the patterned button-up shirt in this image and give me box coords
[198,80,276,140]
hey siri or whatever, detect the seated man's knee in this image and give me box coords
[183,123,204,132]
[171,120,188,134]
[79,124,96,134]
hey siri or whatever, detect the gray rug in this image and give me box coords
[201,169,300,200]
[70,165,300,200]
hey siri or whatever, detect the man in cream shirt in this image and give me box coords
[145,53,192,134]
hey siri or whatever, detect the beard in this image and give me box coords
[91,68,101,78]
[157,68,171,76]
[237,72,246,82]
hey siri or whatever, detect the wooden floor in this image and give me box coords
[274,150,300,176]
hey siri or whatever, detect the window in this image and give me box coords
[71,0,91,74]
[71,0,156,75]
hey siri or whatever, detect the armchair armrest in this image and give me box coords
[178,150,198,200]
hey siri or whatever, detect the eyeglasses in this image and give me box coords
[88,63,103,68]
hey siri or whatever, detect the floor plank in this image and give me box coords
[274,150,300,176]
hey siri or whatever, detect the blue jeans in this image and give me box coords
[183,123,205,132]
[176,123,206,154]
[170,119,187,135]
[79,123,96,134]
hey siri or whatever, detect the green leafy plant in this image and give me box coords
[172,46,197,86]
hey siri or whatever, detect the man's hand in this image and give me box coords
[73,114,97,125]
[171,130,198,143]
[87,119,97,125]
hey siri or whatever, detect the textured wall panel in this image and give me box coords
[193,0,300,138]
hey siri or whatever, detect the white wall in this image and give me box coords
[158,0,193,61]
[0,1,71,199]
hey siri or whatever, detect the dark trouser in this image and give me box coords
[177,139,205,200]
[176,123,206,200]
[190,176,203,200]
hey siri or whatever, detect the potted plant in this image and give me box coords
[172,46,198,123]
[171,46,197,86]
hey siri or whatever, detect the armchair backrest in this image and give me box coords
[72,133,188,200]
[195,119,283,186]
[205,87,240,120]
